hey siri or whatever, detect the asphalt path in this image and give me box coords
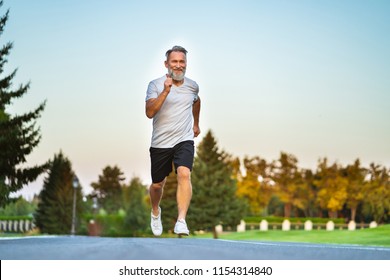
[0,236,389,260]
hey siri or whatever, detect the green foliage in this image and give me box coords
[188,130,247,238]
[123,177,149,236]
[243,216,345,224]
[0,1,47,207]
[0,215,33,221]
[95,214,126,237]
[34,152,84,234]
[362,164,390,223]
[91,165,125,214]
[199,224,390,247]
[0,196,37,216]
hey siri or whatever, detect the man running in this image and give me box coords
[145,46,201,236]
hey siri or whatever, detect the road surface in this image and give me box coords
[1,236,389,260]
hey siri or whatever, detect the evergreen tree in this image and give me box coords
[0,1,47,207]
[188,130,246,238]
[91,165,125,214]
[35,152,83,234]
[123,176,149,236]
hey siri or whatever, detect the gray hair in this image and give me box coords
[165,45,188,59]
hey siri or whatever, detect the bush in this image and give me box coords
[81,213,150,237]
[243,216,345,224]
[0,216,33,221]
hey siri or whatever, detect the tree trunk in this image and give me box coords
[328,210,338,219]
[351,207,357,222]
[212,227,219,239]
[284,203,291,218]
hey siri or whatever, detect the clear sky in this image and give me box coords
[3,0,390,199]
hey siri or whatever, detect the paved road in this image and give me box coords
[0,236,389,260]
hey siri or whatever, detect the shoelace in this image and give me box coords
[152,216,160,227]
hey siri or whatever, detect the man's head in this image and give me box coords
[165,46,187,81]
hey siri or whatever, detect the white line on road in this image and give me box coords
[0,235,58,240]
[217,239,390,251]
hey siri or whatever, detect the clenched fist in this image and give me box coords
[163,74,173,94]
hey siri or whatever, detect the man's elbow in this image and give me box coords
[193,97,201,106]
[146,109,154,119]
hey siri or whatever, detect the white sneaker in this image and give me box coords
[151,207,163,236]
[174,219,189,236]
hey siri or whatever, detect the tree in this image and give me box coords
[343,159,367,221]
[363,163,390,223]
[188,130,246,238]
[271,152,303,217]
[0,1,47,207]
[0,195,37,216]
[315,158,348,218]
[236,156,273,215]
[91,165,125,214]
[35,152,84,234]
[123,176,149,236]
[300,169,319,217]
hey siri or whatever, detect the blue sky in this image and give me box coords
[3,0,390,199]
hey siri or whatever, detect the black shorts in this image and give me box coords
[149,140,195,183]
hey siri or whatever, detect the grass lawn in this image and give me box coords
[2,225,389,247]
[194,224,390,247]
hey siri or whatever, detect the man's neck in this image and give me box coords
[172,78,184,87]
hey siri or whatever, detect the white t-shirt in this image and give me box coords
[146,76,199,148]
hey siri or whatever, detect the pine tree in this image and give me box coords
[0,1,47,207]
[34,152,83,234]
[188,130,246,238]
[123,176,149,236]
[91,165,125,214]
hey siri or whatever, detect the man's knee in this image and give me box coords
[177,166,191,181]
[150,178,166,190]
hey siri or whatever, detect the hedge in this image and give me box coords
[0,216,33,221]
[243,216,345,224]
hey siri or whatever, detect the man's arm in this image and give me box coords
[145,75,172,119]
[192,97,201,137]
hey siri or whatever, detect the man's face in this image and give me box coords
[165,51,187,81]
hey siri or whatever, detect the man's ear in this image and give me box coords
[164,60,168,68]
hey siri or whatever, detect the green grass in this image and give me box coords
[194,224,390,247]
[2,225,389,247]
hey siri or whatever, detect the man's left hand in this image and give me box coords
[193,125,201,137]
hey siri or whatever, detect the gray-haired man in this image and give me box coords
[145,46,201,236]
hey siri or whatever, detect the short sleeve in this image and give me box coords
[146,81,158,102]
[193,82,199,102]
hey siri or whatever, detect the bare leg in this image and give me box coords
[176,166,192,220]
[149,178,166,216]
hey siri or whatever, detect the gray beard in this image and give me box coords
[169,69,186,81]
